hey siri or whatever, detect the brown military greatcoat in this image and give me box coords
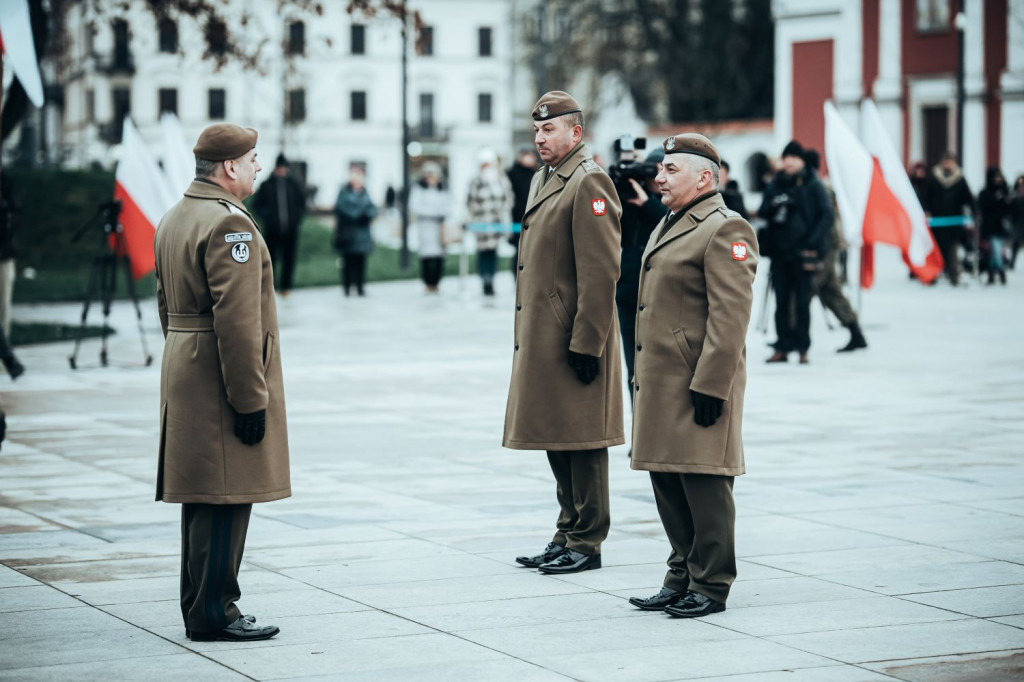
[630,192,758,475]
[503,143,625,450]
[154,179,291,504]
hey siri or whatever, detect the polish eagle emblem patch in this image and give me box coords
[539,104,549,118]
[731,242,748,261]
[592,198,607,216]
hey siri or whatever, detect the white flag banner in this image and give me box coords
[0,0,44,107]
[160,113,195,197]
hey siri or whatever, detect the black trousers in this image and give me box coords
[264,230,298,292]
[421,256,444,287]
[180,503,252,634]
[931,226,964,284]
[547,448,610,555]
[617,301,637,408]
[651,472,736,603]
[772,260,813,353]
[341,253,368,294]
[477,249,498,284]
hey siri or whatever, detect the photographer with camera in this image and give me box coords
[610,136,668,410]
[760,140,833,364]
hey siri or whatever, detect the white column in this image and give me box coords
[1000,2,1024,178]
[961,0,986,191]
[834,1,862,115]
[873,0,903,159]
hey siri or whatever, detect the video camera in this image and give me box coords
[608,134,660,201]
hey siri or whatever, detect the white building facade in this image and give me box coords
[56,0,521,213]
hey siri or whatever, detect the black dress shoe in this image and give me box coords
[538,548,601,574]
[628,587,684,611]
[515,542,566,568]
[664,590,725,618]
[187,614,256,639]
[189,615,277,642]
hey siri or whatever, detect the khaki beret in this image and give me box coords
[663,133,721,166]
[532,91,582,121]
[193,123,258,161]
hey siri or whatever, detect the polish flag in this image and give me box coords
[113,117,176,279]
[0,0,45,107]
[160,112,195,197]
[824,101,944,287]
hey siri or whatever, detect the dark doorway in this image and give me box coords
[923,105,949,168]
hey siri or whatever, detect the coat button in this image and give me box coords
[516,303,522,311]
[634,383,639,392]
[515,343,520,351]
[523,224,529,230]
[644,262,651,271]
[638,303,645,311]
[518,263,524,271]
[636,343,642,351]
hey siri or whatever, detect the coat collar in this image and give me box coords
[524,143,590,218]
[184,179,258,224]
[644,192,725,259]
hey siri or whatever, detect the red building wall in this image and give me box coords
[984,0,1007,167]
[792,40,834,173]
[901,0,957,76]
[863,0,880,97]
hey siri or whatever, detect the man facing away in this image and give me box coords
[505,91,624,575]
[155,123,290,642]
[627,133,758,618]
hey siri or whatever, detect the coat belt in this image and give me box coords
[167,313,215,332]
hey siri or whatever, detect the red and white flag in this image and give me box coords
[0,0,44,107]
[824,101,943,287]
[113,117,176,279]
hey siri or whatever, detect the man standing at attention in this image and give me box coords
[628,134,757,618]
[155,124,290,642]
[505,91,624,575]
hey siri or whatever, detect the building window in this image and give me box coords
[159,88,177,115]
[112,86,131,141]
[478,27,492,57]
[287,89,306,122]
[419,93,434,137]
[288,20,305,56]
[86,88,95,123]
[478,93,493,123]
[916,0,950,32]
[418,25,433,56]
[351,91,367,121]
[207,19,227,55]
[208,88,226,119]
[112,19,131,70]
[158,18,178,53]
[351,23,365,55]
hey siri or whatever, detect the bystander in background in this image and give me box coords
[0,172,24,380]
[924,152,975,286]
[507,147,537,279]
[252,154,306,296]
[410,163,451,294]
[466,149,514,297]
[333,166,377,297]
[978,166,1012,285]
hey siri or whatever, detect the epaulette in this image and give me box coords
[581,159,602,173]
[718,207,741,219]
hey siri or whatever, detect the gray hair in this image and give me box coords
[683,153,720,187]
[564,111,585,132]
[195,156,219,178]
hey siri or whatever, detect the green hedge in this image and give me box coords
[6,169,503,302]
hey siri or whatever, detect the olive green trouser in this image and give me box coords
[814,254,858,327]
[651,472,736,603]
[180,503,252,634]
[547,448,610,556]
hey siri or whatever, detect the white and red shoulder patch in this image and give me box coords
[592,198,607,216]
[731,242,748,261]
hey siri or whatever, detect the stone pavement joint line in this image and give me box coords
[1,257,1023,680]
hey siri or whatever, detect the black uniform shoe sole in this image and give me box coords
[664,602,726,618]
[538,556,601,574]
[189,625,280,642]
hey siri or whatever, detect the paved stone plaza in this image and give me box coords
[1,251,1023,681]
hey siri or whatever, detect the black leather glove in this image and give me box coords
[567,350,600,385]
[691,391,724,427]
[234,409,266,446]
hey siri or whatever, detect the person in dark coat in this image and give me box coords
[924,152,975,286]
[0,172,24,380]
[333,167,377,297]
[978,166,1012,285]
[506,147,538,278]
[252,154,306,296]
[1011,175,1024,270]
[719,160,749,220]
[617,147,668,410]
[760,140,833,364]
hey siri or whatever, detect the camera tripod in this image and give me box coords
[68,200,153,369]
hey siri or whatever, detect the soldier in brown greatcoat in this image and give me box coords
[505,91,624,574]
[626,134,758,618]
[155,123,290,642]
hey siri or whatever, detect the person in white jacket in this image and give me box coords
[409,162,451,293]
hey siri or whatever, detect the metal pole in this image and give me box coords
[955,1,965,165]
[399,1,411,270]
